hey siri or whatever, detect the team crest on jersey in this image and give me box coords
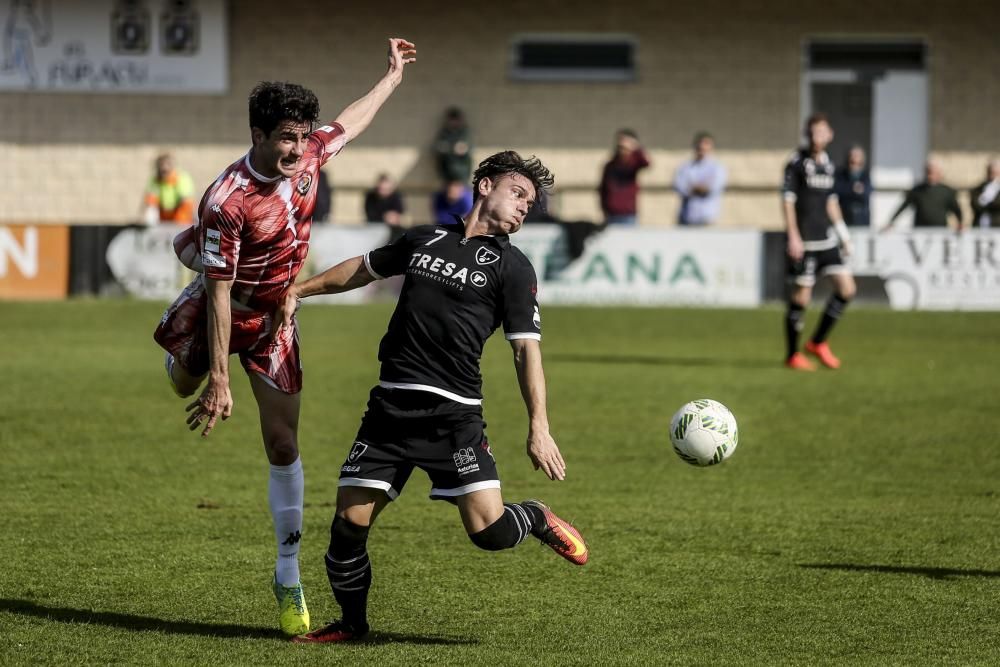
[471,271,488,288]
[475,247,500,266]
[296,174,312,195]
[347,441,368,463]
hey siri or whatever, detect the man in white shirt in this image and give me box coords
[674,132,728,226]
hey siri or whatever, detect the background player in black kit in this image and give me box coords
[781,113,857,370]
[274,151,588,643]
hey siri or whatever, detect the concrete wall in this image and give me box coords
[1,0,997,227]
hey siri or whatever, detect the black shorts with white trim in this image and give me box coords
[338,386,501,501]
[787,246,849,288]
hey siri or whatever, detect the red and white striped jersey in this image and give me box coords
[178,123,347,311]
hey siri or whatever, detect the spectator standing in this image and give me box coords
[432,179,473,224]
[599,129,650,226]
[834,145,872,227]
[143,153,195,225]
[885,158,963,230]
[433,107,473,183]
[970,158,1000,228]
[365,173,406,242]
[673,131,727,225]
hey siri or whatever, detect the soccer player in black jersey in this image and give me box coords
[781,113,857,370]
[275,151,588,643]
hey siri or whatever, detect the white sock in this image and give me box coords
[269,456,304,587]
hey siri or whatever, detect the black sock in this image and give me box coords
[811,294,849,344]
[325,515,371,631]
[469,503,544,551]
[785,302,805,359]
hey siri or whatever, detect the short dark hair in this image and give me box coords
[693,131,713,145]
[471,151,555,204]
[617,128,638,140]
[805,112,830,134]
[248,82,320,137]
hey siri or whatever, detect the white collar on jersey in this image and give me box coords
[243,152,283,184]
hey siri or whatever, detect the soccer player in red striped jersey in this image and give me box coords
[154,38,416,637]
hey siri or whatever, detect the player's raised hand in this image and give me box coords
[387,38,416,77]
[186,378,233,437]
[527,430,566,481]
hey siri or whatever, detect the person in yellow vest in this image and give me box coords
[143,153,195,225]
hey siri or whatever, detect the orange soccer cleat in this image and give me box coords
[805,340,841,369]
[523,500,589,566]
[785,352,816,371]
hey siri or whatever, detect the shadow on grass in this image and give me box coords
[547,353,775,369]
[798,563,1000,580]
[0,598,280,638]
[0,599,476,645]
[360,631,478,646]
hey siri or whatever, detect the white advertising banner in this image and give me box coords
[849,229,1000,310]
[306,225,395,304]
[107,225,762,306]
[0,0,227,93]
[513,227,762,306]
[106,224,193,299]
[106,224,396,302]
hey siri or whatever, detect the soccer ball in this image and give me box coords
[669,399,739,466]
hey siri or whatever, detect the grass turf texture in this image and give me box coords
[1,300,998,665]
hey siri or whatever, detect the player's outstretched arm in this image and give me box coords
[272,256,376,337]
[186,277,234,436]
[334,38,416,144]
[510,338,565,481]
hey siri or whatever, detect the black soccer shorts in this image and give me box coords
[338,386,501,501]
[787,245,849,287]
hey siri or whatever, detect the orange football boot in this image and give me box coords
[785,352,816,371]
[524,500,589,565]
[805,340,841,369]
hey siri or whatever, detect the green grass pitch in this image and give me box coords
[1,300,998,665]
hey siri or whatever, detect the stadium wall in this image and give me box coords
[1,0,997,227]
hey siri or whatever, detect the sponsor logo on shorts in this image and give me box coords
[202,250,226,268]
[348,441,368,463]
[470,271,488,288]
[453,447,480,475]
[205,229,222,253]
[341,465,361,473]
[532,305,541,329]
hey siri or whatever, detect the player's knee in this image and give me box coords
[264,438,299,466]
[790,289,811,308]
[838,284,856,301]
[165,353,202,398]
[469,515,516,552]
[330,514,370,555]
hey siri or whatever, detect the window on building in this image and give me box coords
[509,34,637,82]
